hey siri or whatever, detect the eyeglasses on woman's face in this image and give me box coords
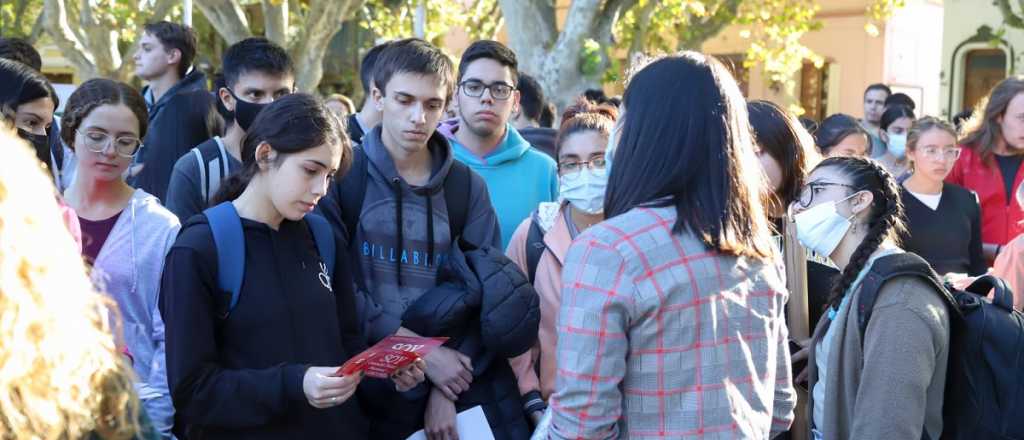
[76,129,142,158]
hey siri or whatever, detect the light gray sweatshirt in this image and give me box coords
[89,189,180,435]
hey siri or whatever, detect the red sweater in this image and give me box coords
[946,146,1024,245]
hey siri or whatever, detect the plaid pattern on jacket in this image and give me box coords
[548,206,796,439]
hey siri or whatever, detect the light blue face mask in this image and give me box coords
[887,133,907,158]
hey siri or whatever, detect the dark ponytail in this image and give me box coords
[213,93,350,204]
[818,156,906,309]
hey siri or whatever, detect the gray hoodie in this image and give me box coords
[90,189,180,436]
[320,127,501,343]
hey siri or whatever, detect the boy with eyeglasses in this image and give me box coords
[164,38,295,222]
[438,40,558,247]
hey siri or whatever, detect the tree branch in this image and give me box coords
[677,0,741,50]
[194,0,251,44]
[498,0,557,72]
[43,0,100,78]
[627,0,657,62]
[262,0,288,47]
[28,10,46,44]
[595,0,639,40]
[78,0,120,71]
[998,0,1024,29]
[289,0,363,91]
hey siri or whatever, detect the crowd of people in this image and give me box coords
[1,19,1023,440]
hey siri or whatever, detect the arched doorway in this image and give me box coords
[963,48,1008,113]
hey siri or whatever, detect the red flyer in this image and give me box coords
[338,336,448,378]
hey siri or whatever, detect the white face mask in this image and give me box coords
[793,192,860,257]
[560,168,608,214]
[604,125,618,175]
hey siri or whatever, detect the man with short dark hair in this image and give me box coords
[164,37,294,222]
[347,41,392,145]
[861,83,891,157]
[0,37,42,71]
[130,21,215,201]
[439,40,558,247]
[885,92,916,111]
[511,73,556,158]
[318,38,534,440]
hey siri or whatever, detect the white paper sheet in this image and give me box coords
[405,405,495,440]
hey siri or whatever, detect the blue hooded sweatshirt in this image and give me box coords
[439,120,558,247]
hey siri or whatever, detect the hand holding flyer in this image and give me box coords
[339,335,448,379]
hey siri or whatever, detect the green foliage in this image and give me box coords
[359,0,500,47]
[735,0,822,87]
[865,0,905,36]
[580,38,603,78]
[0,0,43,38]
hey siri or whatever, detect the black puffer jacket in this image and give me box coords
[399,238,540,440]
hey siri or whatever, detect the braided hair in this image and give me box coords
[817,156,906,309]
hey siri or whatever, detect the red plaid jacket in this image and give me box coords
[549,206,796,439]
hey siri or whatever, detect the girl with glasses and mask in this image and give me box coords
[877,105,915,178]
[504,98,616,429]
[792,156,950,440]
[61,78,181,438]
[900,117,985,278]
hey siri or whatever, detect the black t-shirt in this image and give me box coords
[994,153,1024,201]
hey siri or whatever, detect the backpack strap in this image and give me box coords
[337,146,369,244]
[204,202,245,318]
[192,149,207,202]
[856,252,958,340]
[305,213,336,281]
[525,214,547,284]
[443,160,472,240]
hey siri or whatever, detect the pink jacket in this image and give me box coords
[505,201,573,403]
[993,234,1024,310]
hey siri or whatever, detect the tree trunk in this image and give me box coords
[676,0,741,51]
[262,0,289,47]
[501,0,637,109]
[288,0,364,92]
[43,0,101,79]
[195,0,251,44]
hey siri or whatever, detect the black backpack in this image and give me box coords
[524,215,547,284]
[856,252,1024,440]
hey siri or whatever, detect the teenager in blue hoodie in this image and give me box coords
[160,94,425,439]
[439,40,559,247]
[317,38,518,439]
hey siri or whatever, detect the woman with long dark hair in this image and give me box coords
[794,156,950,439]
[748,100,821,220]
[548,52,796,439]
[160,94,424,439]
[0,58,60,180]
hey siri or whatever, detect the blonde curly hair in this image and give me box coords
[0,128,140,439]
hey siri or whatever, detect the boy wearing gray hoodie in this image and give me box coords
[318,38,503,439]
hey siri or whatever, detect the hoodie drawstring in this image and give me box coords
[392,178,404,286]
[426,193,435,269]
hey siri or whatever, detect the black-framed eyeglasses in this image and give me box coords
[459,80,515,100]
[796,181,858,208]
[76,129,142,158]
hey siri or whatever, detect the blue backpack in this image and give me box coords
[204,201,336,317]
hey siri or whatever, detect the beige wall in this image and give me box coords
[702,0,942,119]
[940,0,1022,118]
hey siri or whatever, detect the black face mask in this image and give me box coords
[18,128,51,168]
[227,89,269,131]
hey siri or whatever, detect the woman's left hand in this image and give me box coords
[392,358,427,392]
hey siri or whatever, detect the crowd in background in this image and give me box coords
[1,18,1024,440]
